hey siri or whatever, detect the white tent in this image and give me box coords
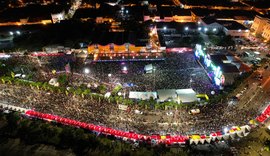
[217,136,223,140]
[199,139,205,144]
[176,88,197,103]
[206,138,212,143]
[118,104,128,111]
[157,89,177,102]
[229,132,236,138]
[222,134,230,140]
[236,131,244,137]
[129,91,157,100]
[210,135,217,141]
[104,92,111,98]
[144,64,154,73]
[49,78,59,87]
[189,139,194,145]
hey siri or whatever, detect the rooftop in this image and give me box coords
[90,31,148,46]
[217,20,248,30]
[191,9,258,20]
[156,22,198,30]
[0,4,66,22]
[210,54,240,73]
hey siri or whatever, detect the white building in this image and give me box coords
[51,11,65,23]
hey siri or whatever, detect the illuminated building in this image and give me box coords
[195,44,243,89]
[87,32,165,61]
[51,10,65,23]
[144,7,193,22]
[251,15,270,41]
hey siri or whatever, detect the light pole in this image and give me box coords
[84,68,90,80]
[108,73,112,90]
[84,68,90,74]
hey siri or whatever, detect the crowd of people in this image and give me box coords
[0,83,257,136]
[0,51,260,136]
[87,52,217,94]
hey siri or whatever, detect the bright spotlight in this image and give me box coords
[223,127,228,133]
[204,28,208,32]
[163,26,167,30]
[198,27,202,31]
[123,66,127,71]
[16,31,21,35]
[9,31,14,35]
[213,28,217,32]
[185,27,189,31]
[84,68,90,74]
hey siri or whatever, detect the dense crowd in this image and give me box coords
[88,52,217,94]
[0,52,259,136]
[0,82,258,136]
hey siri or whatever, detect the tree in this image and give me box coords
[58,74,68,86]
[98,84,107,94]
[59,126,75,148]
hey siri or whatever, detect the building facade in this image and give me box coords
[251,15,270,41]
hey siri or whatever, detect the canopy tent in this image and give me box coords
[175,88,197,103]
[129,91,157,100]
[25,109,251,146]
[144,64,154,73]
[157,89,177,102]
[223,134,230,140]
[49,78,59,87]
[157,89,197,104]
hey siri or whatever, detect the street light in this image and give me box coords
[204,28,208,32]
[163,26,167,30]
[84,68,90,74]
[223,127,228,133]
[198,27,202,31]
[9,31,13,35]
[16,31,21,35]
[185,27,189,31]
[213,28,217,32]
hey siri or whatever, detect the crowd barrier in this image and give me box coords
[256,104,270,123]
[24,110,252,146]
[0,103,28,113]
[30,53,65,57]
[1,103,266,146]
